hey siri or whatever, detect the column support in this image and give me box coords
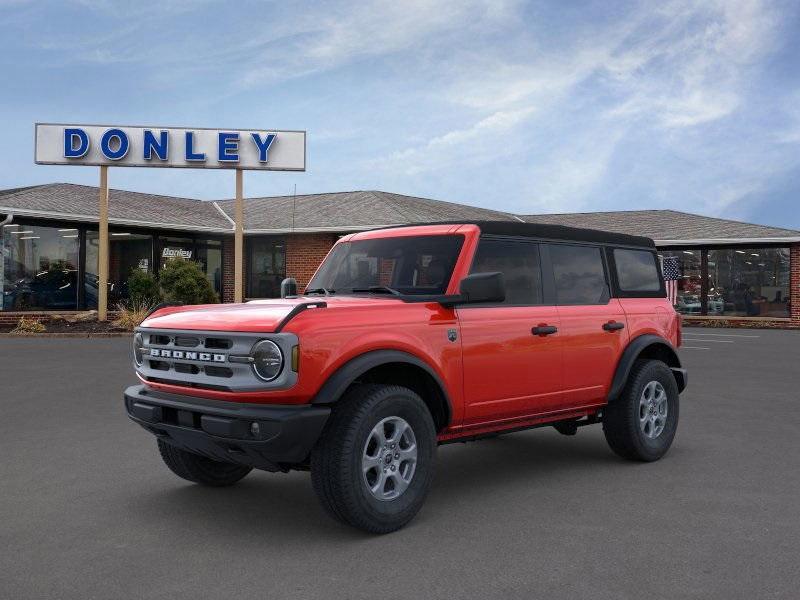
[98,166,109,321]
[234,169,244,303]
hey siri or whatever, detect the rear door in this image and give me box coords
[458,237,563,426]
[544,243,628,407]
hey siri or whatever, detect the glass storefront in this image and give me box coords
[247,237,285,298]
[2,223,80,310]
[85,230,154,308]
[660,246,790,318]
[707,248,790,318]
[659,249,703,315]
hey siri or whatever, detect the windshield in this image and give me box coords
[307,235,464,296]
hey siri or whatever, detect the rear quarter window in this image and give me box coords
[614,249,661,292]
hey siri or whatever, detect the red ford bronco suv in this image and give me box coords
[125,221,687,533]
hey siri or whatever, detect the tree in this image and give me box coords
[127,269,161,305]
[158,259,219,305]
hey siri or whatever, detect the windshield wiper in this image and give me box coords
[305,287,335,296]
[351,285,402,296]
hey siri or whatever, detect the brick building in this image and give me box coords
[2,183,799,328]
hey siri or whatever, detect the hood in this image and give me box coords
[140,295,404,333]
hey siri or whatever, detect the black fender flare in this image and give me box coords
[310,349,453,425]
[607,334,686,402]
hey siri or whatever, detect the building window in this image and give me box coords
[196,240,223,298]
[247,237,286,298]
[659,249,702,315]
[707,248,790,318]
[85,230,154,308]
[1,223,80,311]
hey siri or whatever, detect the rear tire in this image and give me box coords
[157,439,252,486]
[311,384,437,534]
[603,359,679,462]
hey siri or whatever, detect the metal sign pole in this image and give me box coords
[98,166,109,321]
[234,168,244,303]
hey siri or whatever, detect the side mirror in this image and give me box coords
[280,277,298,298]
[458,272,505,304]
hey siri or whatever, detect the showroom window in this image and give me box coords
[85,230,154,308]
[707,248,790,318]
[658,249,703,315]
[157,236,223,300]
[1,223,80,311]
[247,237,286,298]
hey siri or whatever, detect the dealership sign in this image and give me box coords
[34,123,306,171]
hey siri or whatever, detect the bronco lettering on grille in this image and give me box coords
[148,348,226,362]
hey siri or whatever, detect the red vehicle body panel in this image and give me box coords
[138,223,681,441]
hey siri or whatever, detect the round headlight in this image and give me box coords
[133,332,144,366]
[251,340,284,382]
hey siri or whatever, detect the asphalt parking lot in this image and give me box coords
[2,328,799,599]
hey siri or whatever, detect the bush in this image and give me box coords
[113,300,155,331]
[11,316,46,334]
[128,269,161,304]
[159,259,219,305]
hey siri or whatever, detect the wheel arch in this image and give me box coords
[311,350,452,432]
[608,334,686,402]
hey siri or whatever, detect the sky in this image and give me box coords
[1,0,799,228]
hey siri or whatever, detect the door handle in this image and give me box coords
[603,321,625,331]
[532,325,558,336]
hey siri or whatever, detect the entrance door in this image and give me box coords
[458,238,563,427]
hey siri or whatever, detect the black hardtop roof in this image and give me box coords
[387,220,656,249]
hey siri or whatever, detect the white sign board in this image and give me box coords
[34,123,306,171]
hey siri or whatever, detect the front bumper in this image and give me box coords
[124,385,330,471]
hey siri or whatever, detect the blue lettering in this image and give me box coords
[143,130,168,160]
[64,128,89,158]
[218,132,239,162]
[100,128,129,160]
[185,131,205,161]
[251,133,276,162]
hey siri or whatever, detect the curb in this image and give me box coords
[0,332,133,338]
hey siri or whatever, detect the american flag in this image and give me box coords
[661,256,680,305]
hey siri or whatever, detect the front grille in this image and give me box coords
[136,327,298,393]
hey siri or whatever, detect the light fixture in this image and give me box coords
[62,234,79,238]
[2,223,19,228]
[11,230,33,235]
[19,236,40,240]
[735,250,746,254]
[750,253,759,257]
[682,251,694,255]
[111,232,131,236]
[58,228,78,232]
[745,261,752,265]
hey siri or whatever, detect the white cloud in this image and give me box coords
[380,106,535,175]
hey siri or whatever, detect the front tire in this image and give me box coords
[311,384,437,534]
[603,359,679,462]
[157,439,252,486]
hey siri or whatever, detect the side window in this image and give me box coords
[614,248,661,292]
[549,244,608,305]
[470,238,542,305]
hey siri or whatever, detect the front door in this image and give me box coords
[458,238,563,427]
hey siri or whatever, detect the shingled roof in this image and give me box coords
[214,190,518,232]
[1,183,798,243]
[0,183,231,232]
[520,209,800,244]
